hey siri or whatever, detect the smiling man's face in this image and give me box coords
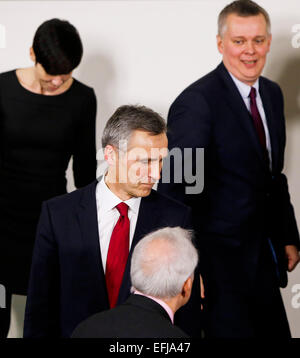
[217,13,271,86]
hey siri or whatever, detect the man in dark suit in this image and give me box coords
[72,226,198,338]
[24,105,201,338]
[158,0,300,338]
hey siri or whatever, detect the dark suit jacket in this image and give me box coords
[24,180,201,338]
[71,294,188,338]
[158,62,300,295]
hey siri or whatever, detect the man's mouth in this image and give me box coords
[241,59,257,65]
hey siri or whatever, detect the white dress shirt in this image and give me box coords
[229,72,272,169]
[96,176,141,272]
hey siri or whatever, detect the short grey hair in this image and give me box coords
[130,227,198,300]
[101,105,166,150]
[218,0,271,37]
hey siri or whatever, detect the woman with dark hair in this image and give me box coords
[0,19,97,337]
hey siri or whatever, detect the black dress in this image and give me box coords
[0,70,97,294]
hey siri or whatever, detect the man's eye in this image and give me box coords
[234,40,243,45]
[139,160,149,165]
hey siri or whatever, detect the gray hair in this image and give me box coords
[101,105,166,150]
[130,227,198,300]
[218,0,271,37]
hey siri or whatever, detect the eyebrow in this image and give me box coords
[139,157,164,162]
[231,35,266,39]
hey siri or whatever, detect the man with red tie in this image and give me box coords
[158,0,300,338]
[24,105,202,337]
[72,227,198,338]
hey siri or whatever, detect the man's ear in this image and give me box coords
[266,33,272,53]
[217,35,224,54]
[181,276,193,299]
[30,47,36,63]
[104,145,117,166]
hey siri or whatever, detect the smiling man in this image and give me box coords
[158,0,300,338]
[217,13,271,85]
[24,105,202,338]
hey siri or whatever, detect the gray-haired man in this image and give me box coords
[72,227,198,338]
[24,105,202,338]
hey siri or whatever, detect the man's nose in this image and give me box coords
[245,41,255,54]
[149,162,161,181]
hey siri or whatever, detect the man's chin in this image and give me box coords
[136,187,153,197]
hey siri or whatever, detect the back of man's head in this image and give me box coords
[130,227,198,300]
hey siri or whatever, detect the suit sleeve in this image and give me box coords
[158,89,211,205]
[157,88,212,243]
[24,202,60,337]
[275,174,300,249]
[173,204,202,337]
[72,88,97,188]
[274,86,300,249]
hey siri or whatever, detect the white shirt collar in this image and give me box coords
[97,175,141,214]
[229,72,260,99]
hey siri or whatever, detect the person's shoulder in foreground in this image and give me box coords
[72,295,188,338]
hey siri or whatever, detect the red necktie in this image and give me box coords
[249,87,266,150]
[105,202,130,308]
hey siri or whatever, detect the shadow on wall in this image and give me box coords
[265,36,300,121]
[276,56,300,172]
[276,57,300,120]
[66,53,115,191]
[265,36,300,172]
[76,53,116,143]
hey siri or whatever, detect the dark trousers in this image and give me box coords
[202,240,291,338]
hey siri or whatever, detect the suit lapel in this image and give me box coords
[131,192,162,249]
[76,180,109,307]
[216,62,266,165]
[76,185,165,307]
[259,78,278,172]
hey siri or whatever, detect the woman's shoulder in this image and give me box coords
[71,78,95,97]
[0,69,17,82]
[0,70,19,95]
